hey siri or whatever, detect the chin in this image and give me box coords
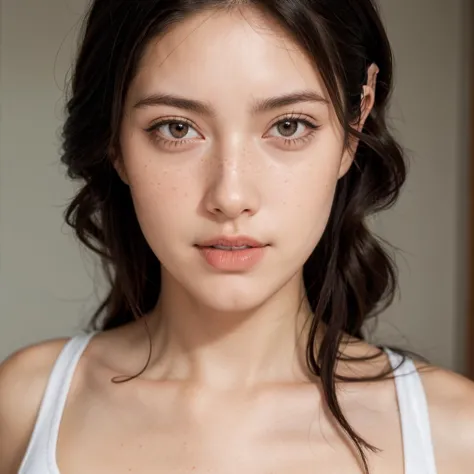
[187,274,276,314]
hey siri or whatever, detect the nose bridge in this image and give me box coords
[205,134,259,218]
[220,137,249,183]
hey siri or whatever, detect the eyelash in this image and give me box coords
[144,113,320,149]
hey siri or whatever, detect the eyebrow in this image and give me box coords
[133,90,329,116]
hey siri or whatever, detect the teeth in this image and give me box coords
[212,245,251,250]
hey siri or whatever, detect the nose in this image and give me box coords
[203,141,261,220]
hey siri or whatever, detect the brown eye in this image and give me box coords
[168,122,189,139]
[268,117,318,141]
[277,120,299,137]
[147,120,200,141]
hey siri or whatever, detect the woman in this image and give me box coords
[1,0,473,473]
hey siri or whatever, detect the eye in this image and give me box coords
[268,118,316,140]
[150,120,201,141]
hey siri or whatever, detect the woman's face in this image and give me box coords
[119,7,355,312]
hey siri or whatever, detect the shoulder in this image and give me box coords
[0,338,71,473]
[416,361,474,472]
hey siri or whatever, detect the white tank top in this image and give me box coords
[17,332,438,474]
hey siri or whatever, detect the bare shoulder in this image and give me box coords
[416,361,474,472]
[0,338,71,474]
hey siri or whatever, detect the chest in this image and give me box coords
[55,381,406,474]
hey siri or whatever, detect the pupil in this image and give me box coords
[278,120,297,137]
[170,123,188,138]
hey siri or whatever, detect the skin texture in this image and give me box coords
[1,6,474,474]
[114,7,376,386]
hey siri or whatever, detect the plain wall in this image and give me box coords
[0,0,472,371]
[371,0,473,372]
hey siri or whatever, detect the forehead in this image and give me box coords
[130,7,326,104]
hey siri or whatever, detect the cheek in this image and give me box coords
[120,128,194,223]
[275,152,342,256]
[275,124,345,213]
[122,155,197,257]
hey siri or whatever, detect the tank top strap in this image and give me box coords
[385,348,437,474]
[18,331,98,474]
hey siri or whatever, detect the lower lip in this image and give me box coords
[197,246,267,271]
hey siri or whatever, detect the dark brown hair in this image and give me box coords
[62,0,406,471]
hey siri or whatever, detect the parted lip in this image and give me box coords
[196,236,267,248]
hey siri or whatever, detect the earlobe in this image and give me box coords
[110,148,129,185]
[338,149,355,179]
[359,86,375,130]
[114,162,129,185]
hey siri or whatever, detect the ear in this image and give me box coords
[110,147,130,185]
[359,63,379,128]
[338,63,379,179]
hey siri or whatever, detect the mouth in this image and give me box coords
[195,236,268,271]
[206,244,255,251]
[196,236,267,250]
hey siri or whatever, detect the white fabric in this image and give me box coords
[385,349,438,474]
[18,334,437,474]
[18,332,96,474]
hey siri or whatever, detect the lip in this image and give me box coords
[196,235,267,248]
[195,235,268,271]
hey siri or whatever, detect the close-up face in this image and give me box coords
[118,7,356,313]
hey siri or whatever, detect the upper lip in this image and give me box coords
[196,236,267,248]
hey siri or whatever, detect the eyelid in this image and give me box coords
[268,112,319,128]
[145,113,318,131]
[145,113,320,149]
[145,116,202,135]
[264,113,320,139]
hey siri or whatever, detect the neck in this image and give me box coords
[143,271,317,389]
